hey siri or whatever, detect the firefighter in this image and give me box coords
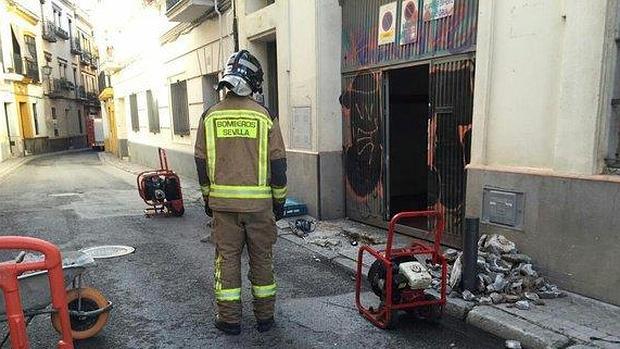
[194,50,287,335]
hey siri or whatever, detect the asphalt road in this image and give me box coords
[0,152,505,349]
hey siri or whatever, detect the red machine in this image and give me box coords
[355,210,448,329]
[0,236,74,349]
[137,148,184,217]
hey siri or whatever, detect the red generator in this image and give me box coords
[137,148,184,217]
[355,210,448,329]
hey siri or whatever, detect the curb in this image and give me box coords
[276,230,576,349]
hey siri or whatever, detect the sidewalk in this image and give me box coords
[98,151,620,349]
[276,219,620,349]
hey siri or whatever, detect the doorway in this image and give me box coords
[385,65,430,220]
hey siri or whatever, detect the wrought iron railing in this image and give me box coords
[54,26,69,40]
[80,52,92,64]
[76,85,87,100]
[24,59,39,82]
[42,22,57,42]
[90,56,99,69]
[70,38,81,54]
[98,71,111,92]
[166,0,181,11]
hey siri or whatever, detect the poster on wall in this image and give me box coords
[400,0,419,45]
[423,0,455,21]
[377,2,398,45]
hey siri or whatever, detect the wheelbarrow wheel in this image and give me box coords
[51,287,110,340]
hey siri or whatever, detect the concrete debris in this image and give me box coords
[449,253,463,289]
[505,340,522,349]
[340,227,385,245]
[483,234,516,254]
[478,296,492,305]
[462,290,476,302]
[444,248,459,263]
[436,234,564,306]
[490,292,504,304]
[514,300,531,310]
[308,238,341,249]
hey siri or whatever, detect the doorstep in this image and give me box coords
[277,217,620,349]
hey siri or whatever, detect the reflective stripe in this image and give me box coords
[205,117,217,180]
[204,109,273,193]
[258,120,269,185]
[209,110,273,128]
[271,186,287,200]
[216,288,241,302]
[210,185,272,199]
[214,253,222,294]
[200,185,210,197]
[252,283,277,299]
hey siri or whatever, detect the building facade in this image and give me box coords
[0,0,45,160]
[467,0,620,305]
[0,0,97,162]
[96,0,343,219]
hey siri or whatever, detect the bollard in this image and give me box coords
[462,217,479,292]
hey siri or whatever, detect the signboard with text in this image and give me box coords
[423,0,454,21]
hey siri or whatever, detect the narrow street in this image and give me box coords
[0,152,503,348]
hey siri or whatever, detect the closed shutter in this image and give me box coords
[171,80,189,136]
[146,90,160,133]
[130,93,139,131]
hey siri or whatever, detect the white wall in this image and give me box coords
[471,0,618,176]
[238,0,342,153]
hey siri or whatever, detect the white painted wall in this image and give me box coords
[237,0,342,153]
[471,0,619,176]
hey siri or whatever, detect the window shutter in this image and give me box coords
[171,81,189,136]
[130,93,139,131]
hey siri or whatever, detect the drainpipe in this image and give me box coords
[214,0,223,72]
[232,0,239,51]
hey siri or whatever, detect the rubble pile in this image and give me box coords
[429,234,566,309]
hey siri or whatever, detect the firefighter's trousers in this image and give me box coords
[212,210,278,324]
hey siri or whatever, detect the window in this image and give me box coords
[130,93,139,132]
[51,107,57,119]
[24,35,37,59]
[246,0,275,14]
[77,109,82,134]
[202,74,219,110]
[146,90,160,133]
[170,81,189,136]
[32,103,39,135]
[605,9,620,173]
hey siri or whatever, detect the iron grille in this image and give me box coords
[170,81,190,136]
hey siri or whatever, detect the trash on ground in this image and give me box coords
[505,340,522,349]
[307,237,341,249]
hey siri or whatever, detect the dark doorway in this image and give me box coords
[386,65,430,219]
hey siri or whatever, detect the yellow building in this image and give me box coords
[0,0,46,159]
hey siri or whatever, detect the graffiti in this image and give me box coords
[341,73,383,201]
[343,0,478,72]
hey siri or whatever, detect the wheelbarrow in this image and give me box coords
[355,210,448,329]
[137,148,185,217]
[1,237,112,348]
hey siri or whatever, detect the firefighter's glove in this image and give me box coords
[203,196,213,217]
[273,200,285,221]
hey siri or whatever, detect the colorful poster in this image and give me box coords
[400,0,419,45]
[377,2,398,46]
[423,0,454,21]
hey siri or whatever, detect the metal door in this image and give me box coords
[428,57,475,247]
[342,71,386,225]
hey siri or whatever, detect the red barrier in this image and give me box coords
[0,236,73,349]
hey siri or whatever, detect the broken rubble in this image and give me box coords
[437,234,564,307]
[505,340,522,349]
[514,300,531,310]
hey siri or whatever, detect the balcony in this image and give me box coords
[42,22,57,42]
[166,0,214,22]
[24,59,39,82]
[90,56,99,69]
[87,91,98,101]
[47,78,73,98]
[80,52,92,65]
[70,38,82,54]
[76,85,87,100]
[54,26,69,40]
